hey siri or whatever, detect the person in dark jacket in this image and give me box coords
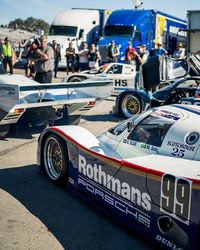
[51,40,61,78]
[88,44,100,70]
[107,40,119,62]
[65,42,75,75]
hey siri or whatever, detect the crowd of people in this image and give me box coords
[0,35,188,84]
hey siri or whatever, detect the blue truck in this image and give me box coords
[97,9,187,63]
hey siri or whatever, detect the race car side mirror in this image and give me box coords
[127,121,136,132]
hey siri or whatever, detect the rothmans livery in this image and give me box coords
[37,104,200,250]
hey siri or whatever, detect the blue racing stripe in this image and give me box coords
[172,104,200,115]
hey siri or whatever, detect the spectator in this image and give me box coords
[153,42,167,57]
[173,42,186,59]
[88,44,100,70]
[125,42,136,64]
[30,35,54,83]
[18,40,25,61]
[65,42,75,75]
[51,40,61,78]
[107,40,120,63]
[78,42,89,71]
[25,39,39,78]
[134,44,149,89]
[2,37,13,74]
[0,38,3,62]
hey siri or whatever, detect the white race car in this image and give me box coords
[38,104,200,250]
[62,63,136,95]
[0,74,112,138]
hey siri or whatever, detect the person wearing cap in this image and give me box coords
[134,44,149,89]
[173,42,185,59]
[30,35,54,83]
[153,42,167,57]
[125,42,136,64]
[2,37,13,74]
[107,40,120,63]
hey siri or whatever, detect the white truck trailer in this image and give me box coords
[186,10,200,55]
[48,9,111,68]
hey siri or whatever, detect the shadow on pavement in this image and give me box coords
[0,165,153,250]
[6,114,81,140]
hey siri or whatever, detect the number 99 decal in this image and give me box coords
[160,174,192,224]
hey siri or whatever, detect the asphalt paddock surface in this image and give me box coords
[0,70,155,250]
[0,165,154,250]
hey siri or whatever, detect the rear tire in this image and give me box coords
[68,76,85,82]
[119,94,142,118]
[0,125,11,139]
[43,134,68,185]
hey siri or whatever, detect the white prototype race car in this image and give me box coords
[38,104,200,250]
[0,74,112,138]
[62,63,136,95]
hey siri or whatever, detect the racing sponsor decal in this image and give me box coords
[171,148,185,158]
[156,235,183,250]
[140,143,159,152]
[167,141,195,158]
[123,138,137,146]
[114,79,128,87]
[0,86,16,96]
[78,176,151,228]
[153,109,181,121]
[123,139,158,152]
[160,174,192,224]
[78,154,152,211]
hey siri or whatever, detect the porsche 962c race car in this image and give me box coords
[62,63,136,95]
[37,104,200,250]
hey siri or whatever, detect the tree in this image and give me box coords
[7,17,49,34]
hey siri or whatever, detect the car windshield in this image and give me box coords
[49,25,78,36]
[167,60,189,79]
[104,25,134,37]
[108,115,140,136]
[128,112,175,147]
[88,64,109,74]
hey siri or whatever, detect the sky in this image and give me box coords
[0,0,199,25]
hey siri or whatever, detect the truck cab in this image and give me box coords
[48,9,111,68]
[98,9,187,63]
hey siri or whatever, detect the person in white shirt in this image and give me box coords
[173,42,186,59]
[78,42,89,71]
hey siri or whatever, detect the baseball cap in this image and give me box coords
[137,43,146,48]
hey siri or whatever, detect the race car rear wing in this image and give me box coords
[0,75,113,126]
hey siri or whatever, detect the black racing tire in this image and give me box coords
[0,125,11,139]
[119,94,142,118]
[68,76,85,82]
[43,134,68,185]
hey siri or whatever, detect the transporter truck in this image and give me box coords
[185,10,200,55]
[184,10,200,76]
[97,9,187,63]
[48,9,111,68]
